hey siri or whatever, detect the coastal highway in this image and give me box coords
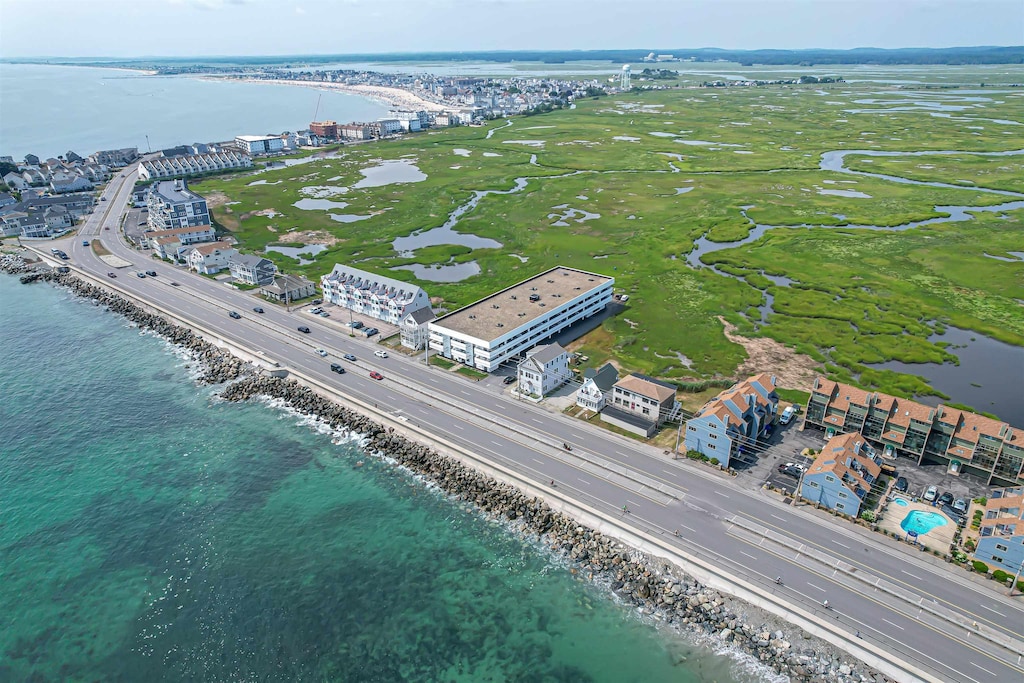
[41,167,1024,683]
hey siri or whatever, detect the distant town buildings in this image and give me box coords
[427,266,614,373]
[309,120,338,138]
[146,180,210,230]
[89,148,138,167]
[146,224,217,260]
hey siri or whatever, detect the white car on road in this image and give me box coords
[315,349,328,357]
[374,350,388,358]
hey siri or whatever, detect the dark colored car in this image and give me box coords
[82,240,89,246]
[937,492,954,507]
[780,465,802,478]
[136,272,146,278]
[369,371,384,380]
[364,328,378,337]
[107,272,116,278]
[253,306,264,314]
[349,320,364,329]
[330,363,345,374]
[503,376,516,385]
[298,326,311,334]
[894,477,909,493]
[146,270,157,277]
[343,353,357,362]
[170,282,180,286]
[56,251,69,260]
[312,299,323,305]
[229,311,241,319]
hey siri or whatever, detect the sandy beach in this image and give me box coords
[225,77,452,113]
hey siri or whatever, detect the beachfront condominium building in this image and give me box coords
[146,180,210,230]
[805,377,1024,486]
[683,374,779,468]
[139,151,252,180]
[975,486,1024,576]
[234,135,285,155]
[321,264,431,326]
[427,266,614,373]
[798,432,883,517]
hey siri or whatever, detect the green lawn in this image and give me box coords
[193,80,1024,411]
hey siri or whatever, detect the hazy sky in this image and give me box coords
[1,0,1021,59]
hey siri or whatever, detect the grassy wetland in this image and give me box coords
[195,76,1024,414]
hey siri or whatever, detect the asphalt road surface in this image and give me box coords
[38,165,1024,683]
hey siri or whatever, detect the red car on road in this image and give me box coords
[369,371,384,380]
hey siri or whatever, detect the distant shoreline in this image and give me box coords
[212,76,453,113]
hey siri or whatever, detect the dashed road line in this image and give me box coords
[881,618,905,630]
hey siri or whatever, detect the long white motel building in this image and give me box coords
[427,266,614,372]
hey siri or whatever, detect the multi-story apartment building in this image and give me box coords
[309,120,338,139]
[799,432,883,517]
[234,135,284,155]
[146,180,210,230]
[975,486,1024,575]
[427,266,613,373]
[683,373,779,468]
[805,377,1024,486]
[321,264,431,326]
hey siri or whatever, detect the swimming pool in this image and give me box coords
[900,509,949,536]
[892,497,909,507]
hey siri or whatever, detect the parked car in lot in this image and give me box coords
[880,462,898,476]
[779,464,804,478]
[894,476,909,493]
[374,350,388,358]
[952,498,968,515]
[309,307,322,315]
[316,349,328,357]
[319,312,329,317]
[343,354,357,362]
[363,328,378,337]
[503,376,516,385]
[779,406,795,425]
[369,371,384,380]
[330,363,345,374]
[253,306,264,314]
[923,485,939,502]
[228,311,241,319]
[938,491,954,507]
[349,320,364,329]
[298,326,311,334]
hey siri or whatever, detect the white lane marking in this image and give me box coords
[451,423,463,430]
[570,433,583,439]
[531,418,545,425]
[771,514,787,521]
[978,604,1004,616]
[806,582,825,593]
[832,540,850,549]
[901,569,922,580]
[969,662,997,677]
[881,618,904,630]
[532,458,545,465]
[578,477,593,486]
[713,491,729,498]
[678,524,697,534]
[491,441,503,447]
[616,451,631,457]
[740,551,758,560]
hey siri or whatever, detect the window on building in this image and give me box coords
[687,425,696,432]
[825,475,835,483]
[995,543,1008,552]
[837,491,848,499]
[836,503,846,510]
[991,555,1004,564]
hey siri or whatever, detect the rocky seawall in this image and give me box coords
[3,252,889,683]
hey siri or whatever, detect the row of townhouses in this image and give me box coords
[0,193,94,239]
[139,151,252,180]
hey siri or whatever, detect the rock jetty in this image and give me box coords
[2,251,888,682]
[221,376,889,683]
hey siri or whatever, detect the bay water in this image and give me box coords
[0,273,752,681]
[0,64,388,161]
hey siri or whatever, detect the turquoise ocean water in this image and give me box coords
[0,274,751,681]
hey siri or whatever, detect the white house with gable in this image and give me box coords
[517,343,571,398]
[575,363,618,412]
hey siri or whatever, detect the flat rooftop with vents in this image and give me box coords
[428,266,613,372]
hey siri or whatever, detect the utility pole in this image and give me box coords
[1010,560,1023,597]
[673,419,683,458]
